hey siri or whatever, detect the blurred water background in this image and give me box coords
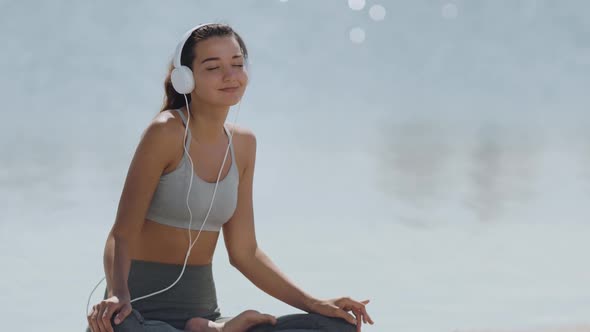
[1,0,589,331]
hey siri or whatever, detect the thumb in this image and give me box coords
[114,304,132,325]
[263,314,277,325]
[337,309,357,326]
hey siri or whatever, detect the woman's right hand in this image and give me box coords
[87,295,132,332]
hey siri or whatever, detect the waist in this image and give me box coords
[130,219,220,265]
[107,259,222,325]
[128,259,217,304]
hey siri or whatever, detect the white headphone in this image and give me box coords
[171,22,250,93]
[86,22,244,316]
[170,22,213,94]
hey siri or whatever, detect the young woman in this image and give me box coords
[86,23,374,332]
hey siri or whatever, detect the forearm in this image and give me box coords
[232,247,319,313]
[103,232,131,300]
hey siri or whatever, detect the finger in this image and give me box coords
[354,309,362,332]
[95,304,108,332]
[336,309,357,326]
[355,300,374,325]
[88,306,98,332]
[340,299,369,325]
[101,306,115,332]
[114,304,132,325]
[352,305,366,324]
[97,304,110,332]
[348,298,373,324]
[360,305,374,325]
[263,314,277,325]
[341,297,367,311]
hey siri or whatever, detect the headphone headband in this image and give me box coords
[173,23,215,68]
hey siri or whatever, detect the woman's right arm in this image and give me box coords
[103,231,131,300]
[105,116,180,298]
[88,114,180,331]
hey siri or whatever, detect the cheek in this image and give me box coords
[193,73,217,92]
[195,70,213,83]
[240,71,249,86]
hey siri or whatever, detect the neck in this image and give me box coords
[184,97,230,144]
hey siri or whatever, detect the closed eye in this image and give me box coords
[207,65,244,71]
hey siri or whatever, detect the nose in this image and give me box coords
[222,65,241,81]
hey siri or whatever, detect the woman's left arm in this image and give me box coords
[222,129,374,329]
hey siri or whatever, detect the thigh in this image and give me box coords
[246,312,356,332]
[108,309,183,332]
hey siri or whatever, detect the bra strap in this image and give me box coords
[223,124,237,170]
[174,109,192,150]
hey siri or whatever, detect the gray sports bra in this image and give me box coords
[145,109,239,232]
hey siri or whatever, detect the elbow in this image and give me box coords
[110,222,140,243]
[228,249,256,269]
[229,255,244,269]
[104,230,130,258]
[106,229,134,260]
[229,256,239,268]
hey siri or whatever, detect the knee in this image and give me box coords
[310,313,356,332]
[110,309,144,332]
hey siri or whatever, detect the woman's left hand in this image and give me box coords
[307,297,374,331]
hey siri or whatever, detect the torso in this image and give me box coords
[130,220,221,265]
[128,109,244,266]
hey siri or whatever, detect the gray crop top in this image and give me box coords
[145,109,239,232]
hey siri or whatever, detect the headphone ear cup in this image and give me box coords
[171,66,195,94]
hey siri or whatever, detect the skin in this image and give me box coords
[87,35,374,332]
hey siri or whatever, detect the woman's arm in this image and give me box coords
[88,115,183,330]
[103,232,132,299]
[103,115,180,299]
[222,129,318,312]
[222,128,374,331]
[233,246,318,312]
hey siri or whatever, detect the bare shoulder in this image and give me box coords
[226,123,255,142]
[226,123,256,151]
[137,110,187,168]
[144,110,184,147]
[110,110,184,237]
[225,123,257,171]
[153,109,184,132]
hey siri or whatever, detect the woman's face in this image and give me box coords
[191,36,249,106]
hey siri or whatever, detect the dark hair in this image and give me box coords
[160,23,249,113]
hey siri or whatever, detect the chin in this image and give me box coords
[224,99,243,106]
[218,95,244,106]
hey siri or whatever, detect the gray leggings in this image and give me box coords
[102,309,356,332]
[86,260,354,332]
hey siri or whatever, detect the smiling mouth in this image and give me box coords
[219,87,239,92]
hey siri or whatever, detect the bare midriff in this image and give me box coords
[129,218,221,266]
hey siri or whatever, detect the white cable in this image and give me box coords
[86,96,242,315]
[86,275,106,316]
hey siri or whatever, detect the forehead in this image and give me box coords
[193,36,242,61]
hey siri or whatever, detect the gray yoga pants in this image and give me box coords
[86,259,355,332]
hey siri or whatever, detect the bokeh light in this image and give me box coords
[369,4,386,21]
[348,0,366,11]
[442,3,459,19]
[349,27,366,44]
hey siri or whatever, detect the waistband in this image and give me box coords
[104,259,221,324]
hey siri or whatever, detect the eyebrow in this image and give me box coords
[201,54,244,64]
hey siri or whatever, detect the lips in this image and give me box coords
[219,87,239,92]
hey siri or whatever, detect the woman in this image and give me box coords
[86,23,374,332]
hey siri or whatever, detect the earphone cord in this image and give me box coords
[85,96,241,316]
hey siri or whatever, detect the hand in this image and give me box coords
[87,295,132,332]
[307,297,374,331]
